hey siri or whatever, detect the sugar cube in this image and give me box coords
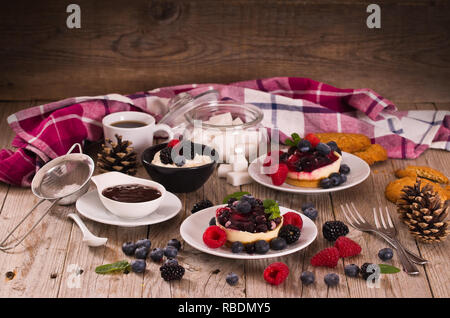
[207,112,233,126]
[217,164,233,178]
[232,117,244,125]
[226,171,253,187]
[232,155,248,172]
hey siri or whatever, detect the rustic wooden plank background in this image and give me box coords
[0,0,449,103]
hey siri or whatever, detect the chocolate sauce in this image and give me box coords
[102,184,161,203]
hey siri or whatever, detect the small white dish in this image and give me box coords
[180,206,317,260]
[91,172,165,219]
[248,152,370,194]
[75,190,181,227]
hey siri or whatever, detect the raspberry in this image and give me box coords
[202,226,227,248]
[304,133,320,147]
[216,207,230,217]
[270,163,289,186]
[310,247,340,268]
[334,236,362,258]
[263,262,290,285]
[282,212,303,230]
[167,139,180,148]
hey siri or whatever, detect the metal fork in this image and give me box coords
[372,206,420,275]
[341,203,426,272]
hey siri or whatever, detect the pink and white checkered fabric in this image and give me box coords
[1,77,449,186]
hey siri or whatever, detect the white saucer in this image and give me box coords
[180,206,317,260]
[248,152,370,194]
[76,190,182,227]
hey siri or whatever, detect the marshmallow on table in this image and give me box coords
[226,171,253,186]
[218,164,233,178]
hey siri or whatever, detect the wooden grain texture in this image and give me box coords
[0,0,449,102]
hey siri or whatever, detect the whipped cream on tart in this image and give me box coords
[215,200,283,244]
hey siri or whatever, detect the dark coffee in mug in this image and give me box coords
[110,120,148,128]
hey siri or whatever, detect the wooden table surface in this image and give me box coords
[0,100,448,298]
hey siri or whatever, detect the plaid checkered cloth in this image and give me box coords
[1,77,449,186]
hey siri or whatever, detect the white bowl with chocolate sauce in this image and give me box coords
[91,172,166,219]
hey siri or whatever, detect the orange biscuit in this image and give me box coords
[395,165,448,184]
[353,144,388,166]
[316,133,371,153]
[385,177,448,203]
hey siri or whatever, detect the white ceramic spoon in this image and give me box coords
[68,213,108,247]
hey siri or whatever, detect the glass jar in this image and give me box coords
[159,91,267,163]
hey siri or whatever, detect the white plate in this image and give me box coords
[76,190,182,227]
[248,152,370,194]
[180,205,317,260]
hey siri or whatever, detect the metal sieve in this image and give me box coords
[0,143,95,251]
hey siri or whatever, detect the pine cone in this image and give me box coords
[97,134,137,175]
[397,179,449,243]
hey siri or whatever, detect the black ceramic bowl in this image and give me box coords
[141,142,218,193]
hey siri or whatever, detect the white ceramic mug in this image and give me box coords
[102,111,174,156]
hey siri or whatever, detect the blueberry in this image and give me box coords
[167,239,182,251]
[270,237,287,250]
[344,264,360,277]
[340,174,347,184]
[300,271,315,285]
[226,272,239,286]
[241,194,256,207]
[174,155,186,167]
[244,243,255,254]
[303,207,318,221]
[130,260,146,273]
[254,240,270,254]
[135,246,149,259]
[301,202,315,211]
[164,246,178,258]
[378,248,394,261]
[164,258,178,266]
[150,248,164,262]
[209,217,216,226]
[122,241,137,256]
[324,273,340,287]
[236,200,252,214]
[316,143,331,155]
[329,172,342,186]
[339,164,351,175]
[136,239,151,250]
[297,139,311,153]
[327,141,342,155]
[231,241,244,254]
[320,178,332,189]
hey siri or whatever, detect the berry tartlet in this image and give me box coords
[214,195,284,244]
[266,133,349,188]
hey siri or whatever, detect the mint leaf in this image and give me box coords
[378,264,401,274]
[263,199,277,209]
[222,191,250,204]
[285,139,296,146]
[262,199,280,220]
[291,133,301,143]
[95,261,130,274]
[268,209,281,220]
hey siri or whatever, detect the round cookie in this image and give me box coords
[395,165,448,184]
[385,177,448,203]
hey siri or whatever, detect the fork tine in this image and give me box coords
[340,204,355,227]
[351,202,367,223]
[385,206,394,228]
[379,207,387,229]
[345,203,360,224]
[373,208,381,228]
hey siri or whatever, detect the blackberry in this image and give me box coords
[278,225,301,244]
[191,200,213,214]
[322,221,349,241]
[160,263,185,281]
[160,147,173,164]
[360,263,378,280]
